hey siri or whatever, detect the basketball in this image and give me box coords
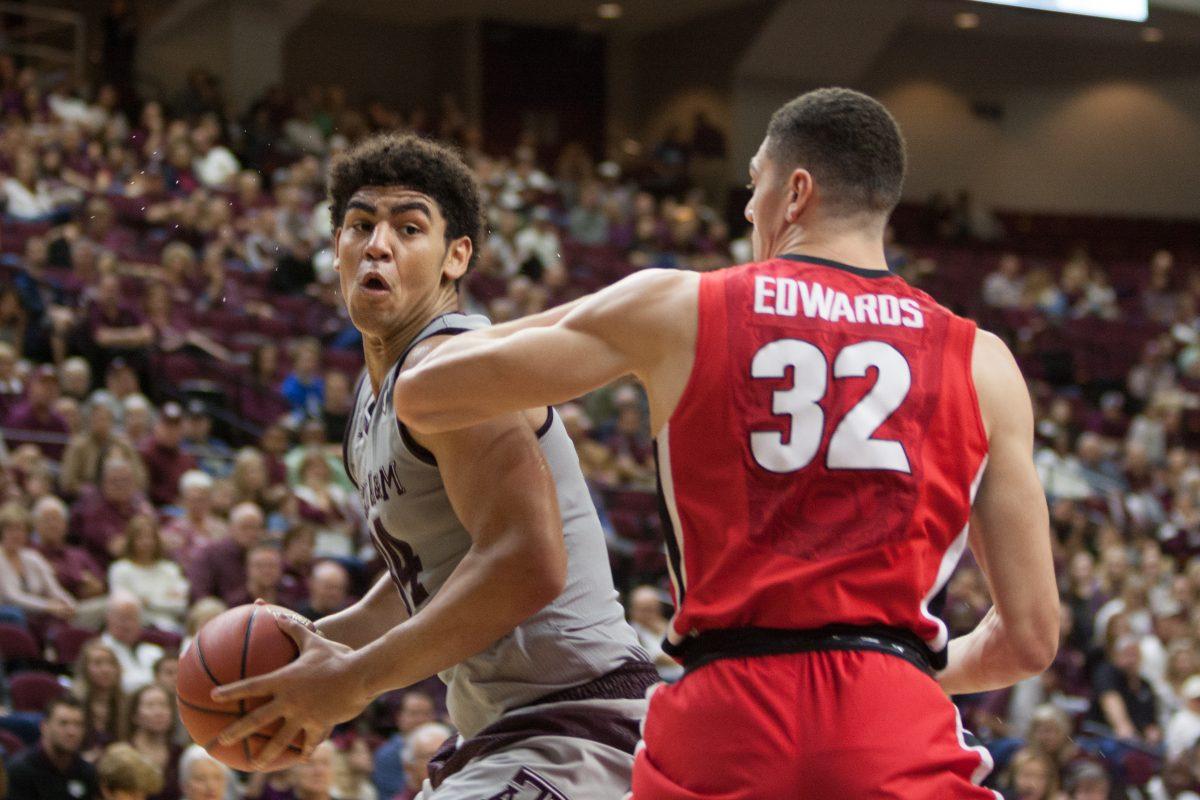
[176,603,307,772]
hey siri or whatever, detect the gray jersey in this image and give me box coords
[344,313,648,737]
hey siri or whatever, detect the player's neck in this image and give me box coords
[772,223,889,272]
[362,291,460,395]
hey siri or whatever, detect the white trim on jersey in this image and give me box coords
[953,704,1004,797]
[657,424,688,623]
[919,456,988,653]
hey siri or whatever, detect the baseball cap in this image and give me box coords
[1183,675,1200,701]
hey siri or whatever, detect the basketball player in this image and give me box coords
[394,88,1060,798]
[212,134,656,797]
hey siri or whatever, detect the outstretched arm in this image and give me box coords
[394,268,698,435]
[938,330,1059,695]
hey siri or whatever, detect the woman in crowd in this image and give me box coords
[180,597,226,654]
[108,514,189,633]
[73,638,126,762]
[124,683,183,800]
[231,447,291,518]
[98,742,164,800]
[1002,748,1063,800]
[0,501,76,641]
[179,745,230,800]
[292,448,357,560]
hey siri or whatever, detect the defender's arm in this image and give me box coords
[938,330,1059,695]
[394,269,696,434]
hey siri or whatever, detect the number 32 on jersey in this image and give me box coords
[750,339,912,474]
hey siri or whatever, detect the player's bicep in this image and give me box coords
[418,415,566,572]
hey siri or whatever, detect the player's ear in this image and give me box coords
[786,168,814,223]
[442,236,472,283]
[332,227,343,268]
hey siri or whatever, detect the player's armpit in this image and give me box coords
[939,331,1058,696]
[394,268,697,434]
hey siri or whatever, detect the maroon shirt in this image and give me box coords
[3,400,69,460]
[186,538,247,604]
[34,541,105,598]
[138,439,197,506]
[68,486,154,566]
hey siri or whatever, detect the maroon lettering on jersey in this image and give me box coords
[656,255,988,658]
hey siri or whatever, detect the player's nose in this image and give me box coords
[364,222,394,260]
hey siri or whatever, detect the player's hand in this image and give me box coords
[210,604,370,769]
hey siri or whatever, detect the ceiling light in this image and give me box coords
[1140,26,1163,43]
[597,3,622,19]
[955,12,981,29]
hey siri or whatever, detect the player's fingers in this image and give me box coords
[252,719,303,771]
[300,726,331,761]
[215,701,282,745]
[211,673,277,703]
[270,609,316,648]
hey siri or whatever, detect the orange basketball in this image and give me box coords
[176,603,307,772]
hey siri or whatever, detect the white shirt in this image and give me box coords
[2,178,57,220]
[1166,706,1200,759]
[108,559,190,633]
[100,631,164,694]
[193,146,240,189]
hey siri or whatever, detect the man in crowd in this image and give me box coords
[3,364,69,459]
[226,543,303,608]
[371,690,437,799]
[161,470,227,561]
[69,454,154,565]
[186,502,265,604]
[399,722,455,800]
[138,401,197,506]
[6,695,99,800]
[59,400,144,498]
[100,591,164,693]
[296,560,351,622]
[32,495,108,624]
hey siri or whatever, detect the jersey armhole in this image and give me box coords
[960,321,991,468]
[342,370,367,489]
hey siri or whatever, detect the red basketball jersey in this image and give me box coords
[656,255,989,666]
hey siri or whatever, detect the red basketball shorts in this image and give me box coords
[630,649,1001,799]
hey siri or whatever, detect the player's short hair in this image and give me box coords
[766,88,906,218]
[328,132,485,271]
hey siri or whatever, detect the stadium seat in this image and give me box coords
[139,627,183,652]
[9,671,66,713]
[49,625,96,666]
[0,623,41,665]
[0,726,26,757]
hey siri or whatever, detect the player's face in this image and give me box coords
[334,185,470,338]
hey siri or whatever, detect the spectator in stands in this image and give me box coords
[160,471,226,562]
[567,182,609,246]
[122,394,154,447]
[3,363,68,460]
[1000,747,1059,800]
[1144,250,1178,326]
[186,501,264,604]
[123,683,181,800]
[286,739,336,800]
[0,342,22,417]
[282,338,325,422]
[1021,268,1067,318]
[97,742,163,800]
[108,514,189,633]
[322,371,353,444]
[100,592,163,693]
[60,401,145,498]
[33,495,107,603]
[296,560,349,622]
[5,695,98,800]
[1,149,58,220]
[87,275,154,383]
[178,745,228,800]
[293,448,356,559]
[180,598,225,655]
[627,585,682,682]
[230,447,290,517]
[1090,634,1162,745]
[73,638,126,762]
[70,455,155,566]
[281,524,317,589]
[226,543,301,608]
[138,402,196,506]
[0,501,77,638]
[398,723,452,800]
[371,691,436,799]
[331,737,377,800]
[1064,762,1111,800]
[59,357,92,402]
[1166,675,1200,759]
[180,401,232,477]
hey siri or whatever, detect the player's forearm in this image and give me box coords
[938,607,1057,695]
[348,533,565,699]
[317,575,408,649]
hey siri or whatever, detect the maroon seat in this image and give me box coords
[9,671,66,713]
[0,623,40,663]
[139,627,182,652]
[49,625,96,666]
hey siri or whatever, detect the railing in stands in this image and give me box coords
[0,2,86,85]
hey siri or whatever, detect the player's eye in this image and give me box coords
[352,220,373,233]
[402,224,421,236]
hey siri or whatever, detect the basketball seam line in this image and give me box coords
[194,631,222,689]
[177,695,240,716]
[240,605,257,765]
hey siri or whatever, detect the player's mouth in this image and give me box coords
[358,272,391,294]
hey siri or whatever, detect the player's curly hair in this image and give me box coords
[766,88,906,218]
[328,132,485,271]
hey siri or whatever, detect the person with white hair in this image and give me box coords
[401,722,453,800]
[162,469,227,561]
[179,744,231,800]
[99,590,163,693]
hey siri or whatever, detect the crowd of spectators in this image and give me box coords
[1,54,1200,800]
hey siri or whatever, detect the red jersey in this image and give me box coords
[656,255,988,667]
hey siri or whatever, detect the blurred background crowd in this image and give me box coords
[2,5,1200,799]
